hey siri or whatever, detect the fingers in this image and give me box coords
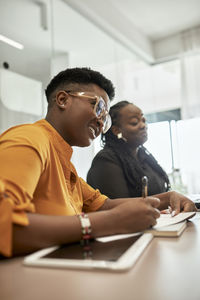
[144,206,160,229]
[147,213,159,228]
[169,193,197,214]
[145,197,160,208]
[183,202,197,212]
[169,198,181,215]
[153,208,160,219]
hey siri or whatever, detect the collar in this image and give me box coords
[35,119,73,162]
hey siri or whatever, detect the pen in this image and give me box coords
[142,176,148,198]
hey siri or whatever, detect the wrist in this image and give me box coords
[77,213,92,258]
[88,209,119,238]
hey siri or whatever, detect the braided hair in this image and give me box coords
[101,101,171,196]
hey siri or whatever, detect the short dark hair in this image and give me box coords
[45,67,115,105]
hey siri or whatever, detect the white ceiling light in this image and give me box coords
[0,34,24,50]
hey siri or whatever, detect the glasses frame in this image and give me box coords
[64,91,111,133]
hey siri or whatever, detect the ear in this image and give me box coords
[55,91,69,109]
[111,125,121,136]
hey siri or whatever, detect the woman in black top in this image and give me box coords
[87,101,171,199]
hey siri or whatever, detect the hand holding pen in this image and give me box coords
[142,176,175,217]
[141,176,160,227]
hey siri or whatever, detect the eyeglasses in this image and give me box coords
[65,91,112,133]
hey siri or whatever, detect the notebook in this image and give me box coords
[145,211,196,237]
[145,221,187,237]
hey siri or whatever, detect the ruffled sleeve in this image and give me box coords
[0,126,45,257]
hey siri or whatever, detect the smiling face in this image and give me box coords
[113,103,148,148]
[54,83,110,147]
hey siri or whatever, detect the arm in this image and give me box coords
[98,191,197,214]
[87,151,130,198]
[13,196,160,256]
[13,189,196,256]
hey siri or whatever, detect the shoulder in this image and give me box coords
[92,147,119,164]
[0,120,50,154]
[139,146,157,163]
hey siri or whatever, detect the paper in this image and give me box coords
[154,212,196,229]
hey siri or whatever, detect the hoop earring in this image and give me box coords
[117,132,127,142]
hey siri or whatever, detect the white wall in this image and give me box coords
[1,0,200,192]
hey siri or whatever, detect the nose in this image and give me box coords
[140,121,146,129]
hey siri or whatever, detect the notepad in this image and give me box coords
[145,211,196,237]
[145,221,187,237]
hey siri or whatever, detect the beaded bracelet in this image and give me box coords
[77,213,92,258]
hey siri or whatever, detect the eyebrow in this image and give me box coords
[127,113,144,119]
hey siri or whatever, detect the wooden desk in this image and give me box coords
[1,213,200,300]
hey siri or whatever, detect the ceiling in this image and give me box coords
[109,0,200,40]
[1,0,200,84]
[64,0,200,63]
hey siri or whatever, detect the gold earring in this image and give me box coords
[117,132,127,142]
[117,133,122,139]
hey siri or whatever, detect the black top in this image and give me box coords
[87,145,170,199]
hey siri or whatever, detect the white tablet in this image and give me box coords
[23,233,153,272]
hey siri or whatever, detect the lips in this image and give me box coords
[141,131,147,136]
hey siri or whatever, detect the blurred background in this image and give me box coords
[0,0,200,194]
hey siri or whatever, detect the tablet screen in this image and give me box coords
[43,235,142,262]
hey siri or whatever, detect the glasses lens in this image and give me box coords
[95,98,106,117]
[102,114,112,133]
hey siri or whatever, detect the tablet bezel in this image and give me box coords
[23,233,153,272]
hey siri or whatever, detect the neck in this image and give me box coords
[45,113,65,141]
[130,146,140,158]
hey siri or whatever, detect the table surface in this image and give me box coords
[1,213,200,300]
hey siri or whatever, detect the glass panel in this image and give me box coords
[0,0,51,132]
[51,0,140,179]
[144,121,172,174]
[176,117,200,194]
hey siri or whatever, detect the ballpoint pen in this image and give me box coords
[142,176,148,198]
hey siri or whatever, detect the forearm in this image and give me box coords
[98,197,131,210]
[12,210,117,256]
[12,197,162,256]
[13,213,81,255]
[99,193,173,211]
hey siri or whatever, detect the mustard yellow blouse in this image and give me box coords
[0,119,107,256]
